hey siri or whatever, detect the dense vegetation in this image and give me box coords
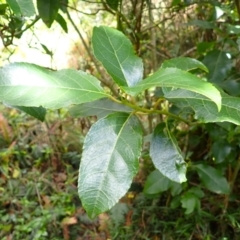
[1,0,240,239]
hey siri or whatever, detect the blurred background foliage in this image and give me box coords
[1,0,240,239]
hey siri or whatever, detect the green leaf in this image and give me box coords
[6,0,35,17]
[106,0,120,10]
[92,26,143,87]
[0,4,8,15]
[60,0,68,13]
[188,19,215,29]
[172,0,181,6]
[211,140,232,164]
[110,203,129,226]
[161,57,208,72]
[165,89,240,125]
[78,112,143,219]
[150,123,187,183]
[202,50,232,83]
[69,98,132,119]
[188,187,204,198]
[181,192,200,214]
[6,105,46,121]
[0,63,107,109]
[195,164,230,194]
[40,44,53,56]
[55,13,68,33]
[143,169,182,196]
[37,0,60,27]
[143,170,171,195]
[123,68,222,111]
[170,181,182,196]
[197,42,215,54]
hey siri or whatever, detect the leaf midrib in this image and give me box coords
[91,114,131,216]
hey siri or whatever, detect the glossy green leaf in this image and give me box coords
[7,0,35,16]
[92,26,143,87]
[0,63,107,109]
[78,112,143,219]
[6,105,46,121]
[69,98,132,119]
[161,57,208,72]
[55,13,68,33]
[143,170,171,195]
[106,0,119,10]
[165,89,240,125]
[37,0,60,27]
[123,68,221,111]
[150,123,187,183]
[195,164,230,194]
[202,50,232,83]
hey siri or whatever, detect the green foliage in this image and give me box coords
[106,0,120,11]
[166,90,240,125]
[55,13,68,33]
[123,67,221,111]
[203,50,232,84]
[195,164,230,194]
[6,105,46,121]
[79,112,142,219]
[181,187,204,214]
[6,0,35,17]
[161,57,209,72]
[0,24,238,220]
[37,0,60,27]
[143,170,182,195]
[1,0,240,238]
[69,98,132,119]
[0,62,108,108]
[150,123,186,183]
[92,26,143,87]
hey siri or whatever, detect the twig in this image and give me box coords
[65,9,119,96]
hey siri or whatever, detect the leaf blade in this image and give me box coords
[143,170,171,195]
[0,63,107,109]
[106,0,120,10]
[150,123,187,183]
[161,57,208,72]
[202,50,232,83]
[165,89,240,125]
[195,164,230,194]
[69,98,132,119]
[55,13,68,33]
[6,105,46,121]
[123,68,222,111]
[37,0,59,27]
[7,0,35,16]
[92,26,143,87]
[78,112,143,218]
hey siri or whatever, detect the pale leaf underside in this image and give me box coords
[166,89,240,125]
[78,112,142,218]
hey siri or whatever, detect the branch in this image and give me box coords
[65,9,119,97]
